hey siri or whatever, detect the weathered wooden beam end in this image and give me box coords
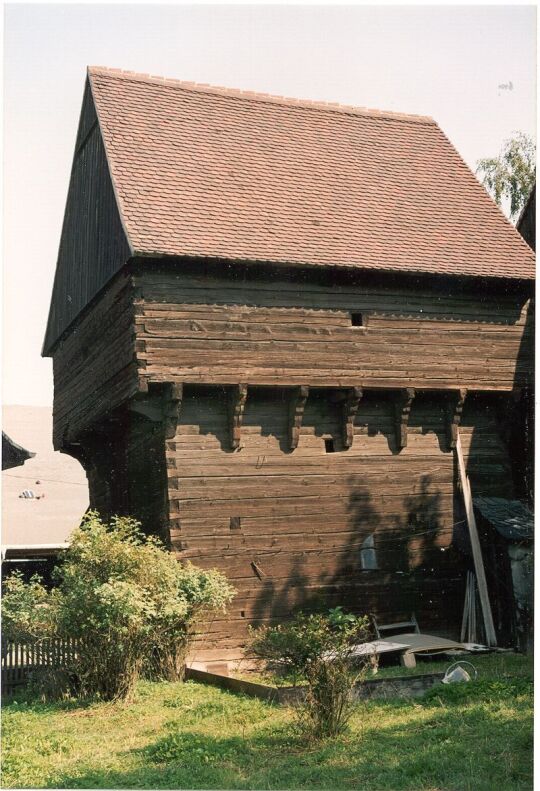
[446,388,467,450]
[228,384,248,450]
[163,382,183,439]
[394,388,415,450]
[288,385,309,450]
[342,387,363,449]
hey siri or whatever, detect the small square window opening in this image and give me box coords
[324,438,335,453]
[351,312,364,327]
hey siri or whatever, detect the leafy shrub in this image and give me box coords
[2,573,56,642]
[2,511,235,702]
[249,607,372,738]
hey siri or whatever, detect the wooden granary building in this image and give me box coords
[43,67,534,665]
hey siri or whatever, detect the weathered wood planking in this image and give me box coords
[162,387,515,656]
[43,80,131,356]
[47,260,530,661]
[134,270,532,392]
[51,272,138,448]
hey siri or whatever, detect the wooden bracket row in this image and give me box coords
[132,382,476,453]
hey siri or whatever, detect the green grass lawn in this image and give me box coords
[2,654,532,791]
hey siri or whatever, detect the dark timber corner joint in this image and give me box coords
[228,385,248,450]
[394,388,416,450]
[163,383,183,439]
[288,386,309,450]
[342,387,363,449]
[446,388,467,450]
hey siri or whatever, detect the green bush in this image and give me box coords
[2,573,56,642]
[2,511,235,702]
[249,607,372,739]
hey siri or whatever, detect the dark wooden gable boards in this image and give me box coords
[42,78,131,356]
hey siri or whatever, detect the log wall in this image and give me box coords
[49,263,531,661]
[51,271,138,449]
[135,268,533,392]
[167,386,514,662]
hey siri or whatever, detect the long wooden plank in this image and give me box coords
[455,432,497,646]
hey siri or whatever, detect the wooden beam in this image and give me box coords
[446,388,467,449]
[288,386,309,450]
[129,382,183,435]
[455,432,497,647]
[342,387,363,449]
[163,383,183,439]
[394,388,415,450]
[228,385,248,450]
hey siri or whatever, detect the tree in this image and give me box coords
[476,132,535,222]
[2,511,235,702]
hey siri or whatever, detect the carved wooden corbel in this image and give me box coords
[446,388,467,449]
[129,381,182,435]
[342,387,363,449]
[394,388,415,450]
[162,383,183,440]
[228,384,248,449]
[288,386,309,450]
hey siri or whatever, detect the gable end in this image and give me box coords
[42,78,132,356]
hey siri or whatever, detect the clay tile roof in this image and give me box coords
[88,65,535,280]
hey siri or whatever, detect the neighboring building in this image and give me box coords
[42,67,534,665]
[2,432,35,470]
[2,406,88,584]
[474,497,533,654]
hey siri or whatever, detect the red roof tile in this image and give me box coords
[88,66,535,280]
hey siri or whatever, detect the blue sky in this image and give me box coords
[3,3,536,405]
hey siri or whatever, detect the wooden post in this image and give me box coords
[455,432,497,646]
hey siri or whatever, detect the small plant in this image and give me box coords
[249,608,372,739]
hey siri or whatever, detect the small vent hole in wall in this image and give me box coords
[230,516,241,531]
[324,438,335,454]
[351,312,364,327]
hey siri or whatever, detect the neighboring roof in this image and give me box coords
[2,406,88,548]
[88,65,534,281]
[517,185,535,252]
[2,432,35,470]
[474,497,533,541]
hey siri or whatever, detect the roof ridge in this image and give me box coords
[87,65,436,126]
